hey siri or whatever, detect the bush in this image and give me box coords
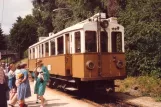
[116,76,161,101]
[23,50,28,58]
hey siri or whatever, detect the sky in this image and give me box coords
[0,0,33,34]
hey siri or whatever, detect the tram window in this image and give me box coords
[101,31,108,52]
[85,31,97,52]
[65,34,70,54]
[57,36,64,54]
[29,49,31,59]
[36,46,39,58]
[33,48,35,59]
[111,32,122,52]
[51,39,55,55]
[39,44,42,58]
[39,45,41,58]
[42,44,44,57]
[75,32,81,53]
[45,42,49,56]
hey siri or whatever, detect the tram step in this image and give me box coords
[50,77,76,83]
[65,87,78,91]
[68,80,76,83]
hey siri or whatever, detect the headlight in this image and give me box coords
[100,20,109,28]
[116,60,124,69]
[86,60,95,70]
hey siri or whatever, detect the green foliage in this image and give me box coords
[23,50,28,58]
[0,27,7,50]
[118,0,161,76]
[32,0,107,35]
[9,15,38,59]
[116,76,161,101]
[107,0,119,17]
[32,0,55,36]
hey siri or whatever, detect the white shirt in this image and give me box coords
[15,69,21,79]
[8,70,15,79]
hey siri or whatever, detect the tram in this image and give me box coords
[28,13,126,92]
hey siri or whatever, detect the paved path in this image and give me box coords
[11,81,95,107]
[8,81,161,107]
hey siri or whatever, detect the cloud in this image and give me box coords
[0,0,33,34]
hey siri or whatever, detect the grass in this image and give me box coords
[116,76,161,102]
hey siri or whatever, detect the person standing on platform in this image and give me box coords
[8,64,21,107]
[8,63,16,90]
[34,59,49,107]
[17,63,31,107]
[2,63,8,76]
[0,63,8,107]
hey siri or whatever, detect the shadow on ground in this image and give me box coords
[25,100,68,107]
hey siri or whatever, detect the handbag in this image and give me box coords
[40,78,44,83]
[39,72,44,83]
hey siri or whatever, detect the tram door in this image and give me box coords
[65,34,72,76]
[65,34,70,54]
[100,31,111,77]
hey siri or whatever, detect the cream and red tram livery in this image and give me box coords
[28,13,126,92]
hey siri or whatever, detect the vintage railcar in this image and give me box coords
[28,13,126,92]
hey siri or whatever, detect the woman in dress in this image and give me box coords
[34,59,49,107]
[17,63,31,107]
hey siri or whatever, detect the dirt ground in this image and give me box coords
[112,92,161,107]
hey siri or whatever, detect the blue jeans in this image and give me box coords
[8,79,13,90]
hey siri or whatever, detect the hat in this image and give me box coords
[36,59,42,64]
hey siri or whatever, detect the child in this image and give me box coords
[15,73,24,87]
[8,88,17,107]
[8,72,24,107]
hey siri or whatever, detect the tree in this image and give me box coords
[118,0,161,76]
[32,0,107,35]
[9,15,38,59]
[0,26,6,50]
[32,0,55,37]
[107,0,119,17]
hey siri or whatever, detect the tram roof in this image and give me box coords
[29,20,92,48]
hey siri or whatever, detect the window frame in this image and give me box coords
[85,30,97,53]
[57,36,64,55]
[50,38,56,56]
[74,31,81,53]
[100,31,108,52]
[111,31,123,53]
[45,41,49,57]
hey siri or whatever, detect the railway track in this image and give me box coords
[51,87,139,107]
[79,92,138,107]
